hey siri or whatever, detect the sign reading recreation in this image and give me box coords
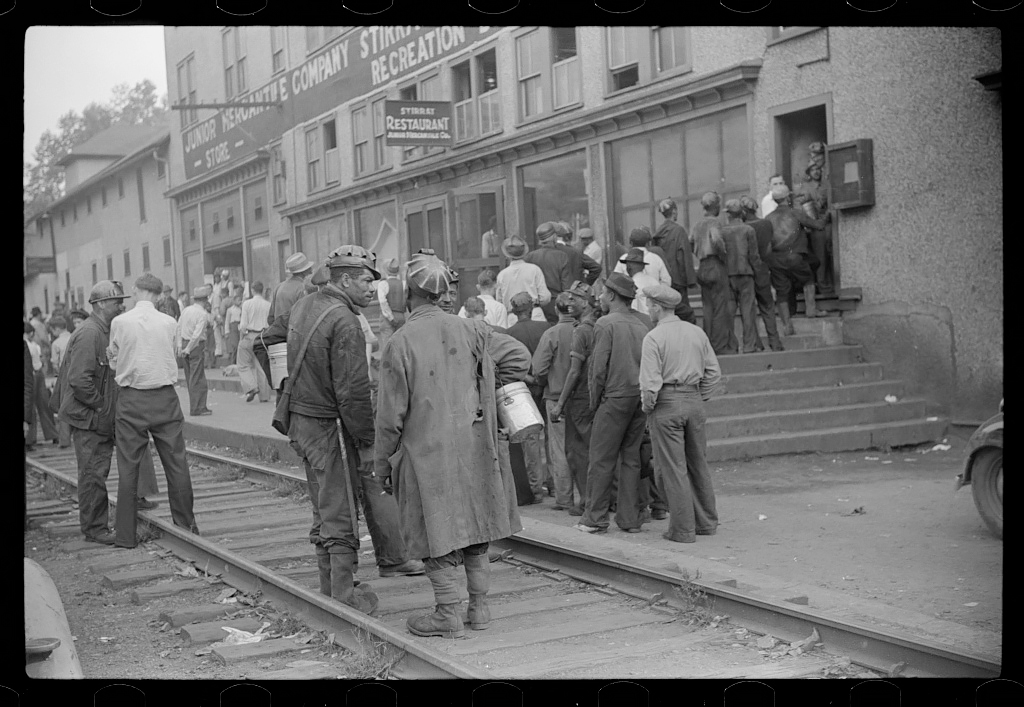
[384,101,454,146]
[182,26,494,181]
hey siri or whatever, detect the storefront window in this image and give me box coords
[296,215,346,267]
[355,201,398,269]
[247,235,274,292]
[519,150,589,250]
[185,252,203,294]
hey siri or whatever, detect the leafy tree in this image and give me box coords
[24,79,167,221]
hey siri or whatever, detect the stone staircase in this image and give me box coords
[688,292,947,461]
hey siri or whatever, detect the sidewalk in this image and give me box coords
[173,382,1001,662]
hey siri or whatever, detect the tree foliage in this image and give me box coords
[24,79,167,221]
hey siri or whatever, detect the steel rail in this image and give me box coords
[490,535,1001,679]
[24,455,491,680]
[186,446,1002,678]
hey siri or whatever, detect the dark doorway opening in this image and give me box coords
[774,104,827,191]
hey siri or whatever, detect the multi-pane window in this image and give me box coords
[306,127,321,192]
[655,26,690,73]
[223,27,247,99]
[106,256,113,280]
[177,55,198,126]
[324,119,339,184]
[254,196,264,222]
[212,211,221,233]
[454,47,501,142]
[101,187,107,207]
[517,31,544,120]
[163,236,172,265]
[399,74,443,161]
[372,98,390,169]
[142,244,150,272]
[123,249,131,277]
[189,219,197,241]
[608,27,640,91]
[552,28,580,109]
[136,168,146,222]
[352,106,369,177]
[91,262,97,285]
[226,206,235,230]
[271,145,287,204]
[271,26,286,73]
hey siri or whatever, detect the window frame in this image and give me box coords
[188,219,197,241]
[652,26,693,78]
[270,143,287,205]
[271,26,286,74]
[371,96,391,171]
[123,249,131,278]
[452,40,503,144]
[163,235,172,266]
[212,211,221,234]
[398,72,445,164]
[176,54,198,127]
[766,26,823,46]
[106,255,113,280]
[351,96,390,180]
[226,206,235,230]
[305,124,322,193]
[513,27,582,127]
[254,196,264,222]
[222,27,247,99]
[142,243,151,272]
[91,262,97,285]
[605,26,645,96]
[323,118,340,185]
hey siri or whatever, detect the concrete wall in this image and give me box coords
[753,27,1003,420]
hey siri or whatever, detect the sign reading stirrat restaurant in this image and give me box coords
[181,26,494,180]
[384,101,454,146]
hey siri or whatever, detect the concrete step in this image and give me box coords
[707,417,948,462]
[719,346,864,375]
[705,380,907,417]
[708,399,929,439]
[722,363,884,394]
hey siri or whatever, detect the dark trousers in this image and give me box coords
[289,413,406,565]
[29,368,59,443]
[204,328,217,368]
[769,251,815,303]
[182,340,209,415]
[809,226,834,294]
[564,396,594,511]
[423,542,488,572]
[753,265,783,350]
[698,257,735,355]
[114,386,197,546]
[638,426,668,512]
[725,274,761,354]
[672,285,698,325]
[253,332,285,405]
[72,428,114,538]
[649,391,718,542]
[583,395,646,530]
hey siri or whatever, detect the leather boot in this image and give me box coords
[330,551,377,615]
[407,565,465,638]
[803,283,822,317]
[315,545,332,597]
[462,552,491,630]
[777,301,796,336]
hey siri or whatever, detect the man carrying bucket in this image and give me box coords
[254,252,315,405]
[375,252,530,638]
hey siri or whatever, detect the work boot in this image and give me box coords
[777,301,796,336]
[315,546,332,597]
[407,565,465,638]
[330,551,377,615]
[461,552,491,630]
[378,559,425,578]
[803,283,823,317]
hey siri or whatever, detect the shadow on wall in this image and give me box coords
[842,301,955,418]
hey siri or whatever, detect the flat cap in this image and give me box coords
[135,273,163,295]
[603,272,636,299]
[739,195,759,213]
[406,252,451,295]
[724,199,744,216]
[643,283,682,309]
[619,247,647,266]
[285,252,314,274]
[628,226,652,246]
[568,280,596,305]
[192,285,211,299]
[577,228,594,241]
[536,222,558,242]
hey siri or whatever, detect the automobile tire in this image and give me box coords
[970,447,1003,540]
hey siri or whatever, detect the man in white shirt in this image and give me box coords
[238,281,272,403]
[613,227,672,287]
[495,235,550,323]
[620,248,661,316]
[760,174,788,218]
[458,269,511,328]
[376,258,406,353]
[108,273,199,549]
[176,286,213,416]
[579,229,603,280]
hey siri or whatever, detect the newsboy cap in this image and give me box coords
[724,199,744,216]
[643,284,682,309]
[577,228,594,241]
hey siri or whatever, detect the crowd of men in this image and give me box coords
[24,174,829,639]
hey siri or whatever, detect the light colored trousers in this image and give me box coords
[237,332,271,402]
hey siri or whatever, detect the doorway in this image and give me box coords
[453,184,505,305]
[773,103,828,191]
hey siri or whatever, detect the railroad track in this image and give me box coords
[25,445,1000,679]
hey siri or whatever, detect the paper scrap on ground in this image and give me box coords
[885,394,898,403]
[931,444,952,452]
[758,514,768,521]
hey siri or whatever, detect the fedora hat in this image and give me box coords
[604,272,637,299]
[501,235,530,259]
[619,247,647,266]
[384,258,400,276]
[285,252,313,275]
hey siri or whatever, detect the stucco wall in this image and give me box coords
[753,27,1003,420]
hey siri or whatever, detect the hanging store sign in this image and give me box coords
[182,26,494,181]
[384,101,454,146]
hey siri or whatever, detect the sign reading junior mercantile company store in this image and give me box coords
[384,101,454,147]
[180,26,493,181]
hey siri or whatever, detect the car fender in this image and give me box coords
[957,411,1003,489]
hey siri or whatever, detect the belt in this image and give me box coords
[662,382,700,392]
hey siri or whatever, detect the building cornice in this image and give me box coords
[166,151,271,205]
[283,60,762,221]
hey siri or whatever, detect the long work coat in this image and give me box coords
[374,305,529,560]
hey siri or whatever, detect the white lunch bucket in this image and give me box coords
[496,381,544,443]
[268,343,289,389]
